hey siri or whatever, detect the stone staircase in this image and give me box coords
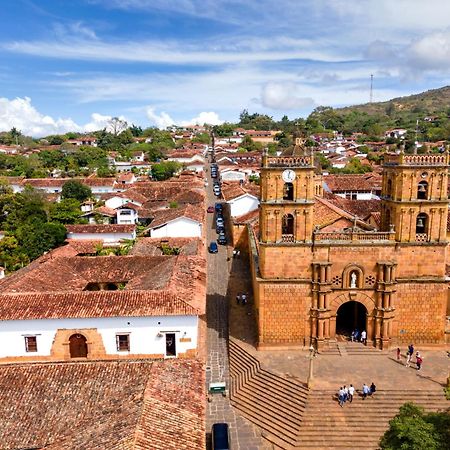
[294,389,449,450]
[229,338,310,449]
[320,340,383,356]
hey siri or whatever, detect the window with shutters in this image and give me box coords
[24,336,38,352]
[116,334,130,352]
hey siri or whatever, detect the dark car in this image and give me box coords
[212,423,230,450]
[208,241,219,253]
[207,206,214,213]
[218,233,227,245]
[216,225,225,234]
[215,203,223,212]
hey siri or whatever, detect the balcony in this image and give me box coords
[313,230,395,242]
[281,234,295,243]
[415,233,428,242]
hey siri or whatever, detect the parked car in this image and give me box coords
[207,206,214,213]
[216,217,224,227]
[216,224,225,234]
[208,241,219,253]
[212,423,230,450]
[218,233,227,245]
[215,203,223,212]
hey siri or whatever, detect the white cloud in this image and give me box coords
[0,97,128,137]
[407,30,450,71]
[261,82,315,110]
[146,107,175,129]
[180,112,223,126]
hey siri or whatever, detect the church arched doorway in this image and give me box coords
[336,301,367,338]
[69,333,88,358]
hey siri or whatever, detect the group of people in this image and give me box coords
[397,343,423,370]
[337,382,376,406]
[350,329,367,345]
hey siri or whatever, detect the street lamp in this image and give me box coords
[307,345,316,389]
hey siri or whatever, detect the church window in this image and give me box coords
[283,183,294,200]
[415,213,428,234]
[281,214,294,236]
[417,181,428,200]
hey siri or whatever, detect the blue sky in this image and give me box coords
[1,0,450,136]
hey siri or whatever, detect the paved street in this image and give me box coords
[205,157,269,450]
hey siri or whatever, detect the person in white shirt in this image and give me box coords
[338,387,345,407]
[343,385,349,402]
[361,330,367,345]
[348,384,355,403]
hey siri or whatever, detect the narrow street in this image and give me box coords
[205,153,269,450]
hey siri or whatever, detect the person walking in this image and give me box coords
[361,330,367,345]
[338,387,345,407]
[396,347,401,361]
[408,343,414,357]
[351,330,356,342]
[343,385,348,403]
[348,384,355,403]
[362,383,370,400]
[369,382,376,397]
[416,352,423,371]
[405,351,412,367]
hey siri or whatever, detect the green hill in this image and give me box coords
[337,86,450,116]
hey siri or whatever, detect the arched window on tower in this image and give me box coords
[385,208,391,231]
[283,182,294,200]
[417,181,428,200]
[415,213,428,238]
[386,179,393,198]
[281,213,294,242]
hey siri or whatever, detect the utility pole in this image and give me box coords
[370,74,373,103]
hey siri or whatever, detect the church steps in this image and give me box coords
[229,338,309,449]
[293,389,449,449]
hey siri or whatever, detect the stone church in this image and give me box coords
[249,140,449,350]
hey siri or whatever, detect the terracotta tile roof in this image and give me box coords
[0,253,206,313]
[0,255,175,293]
[0,290,197,320]
[22,177,117,188]
[323,173,382,192]
[84,206,117,217]
[221,181,259,202]
[313,197,374,230]
[148,204,204,229]
[234,208,259,224]
[0,359,204,450]
[66,224,136,234]
[324,194,381,219]
[130,237,201,256]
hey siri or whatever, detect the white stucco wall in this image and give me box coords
[0,315,198,358]
[228,194,259,217]
[66,231,136,242]
[150,217,202,238]
[116,209,138,224]
[221,171,246,181]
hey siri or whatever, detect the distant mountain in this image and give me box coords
[336,86,450,116]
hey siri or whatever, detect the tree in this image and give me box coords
[10,127,21,146]
[48,198,83,224]
[151,161,181,181]
[380,403,450,450]
[240,135,263,152]
[61,180,92,202]
[108,117,128,136]
[129,124,143,137]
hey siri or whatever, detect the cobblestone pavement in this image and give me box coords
[205,160,270,450]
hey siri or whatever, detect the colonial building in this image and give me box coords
[250,141,449,350]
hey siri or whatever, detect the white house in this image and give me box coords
[116,205,139,225]
[147,205,203,238]
[220,169,246,182]
[0,291,198,361]
[66,224,136,242]
[226,192,259,217]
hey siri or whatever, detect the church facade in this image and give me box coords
[249,143,449,350]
